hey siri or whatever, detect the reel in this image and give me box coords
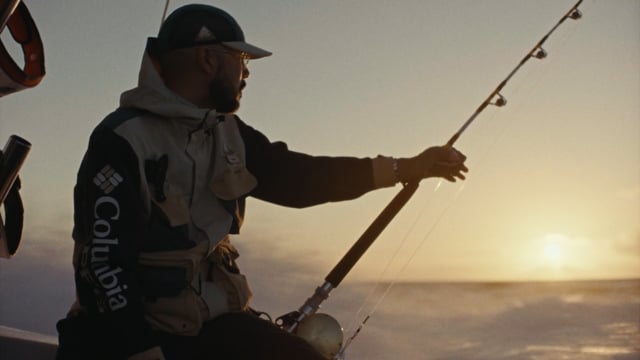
[295,313,344,359]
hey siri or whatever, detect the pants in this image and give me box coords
[57,312,327,360]
[160,312,326,360]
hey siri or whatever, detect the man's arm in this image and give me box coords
[237,118,386,208]
[73,124,160,358]
[237,117,468,209]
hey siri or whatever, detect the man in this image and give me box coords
[56,4,468,360]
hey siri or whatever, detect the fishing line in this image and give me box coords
[336,183,465,359]
[341,181,446,336]
[337,184,466,357]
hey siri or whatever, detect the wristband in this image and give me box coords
[392,158,400,183]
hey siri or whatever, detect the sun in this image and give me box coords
[542,233,567,267]
[543,242,562,262]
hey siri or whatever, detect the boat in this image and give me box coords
[0,325,57,358]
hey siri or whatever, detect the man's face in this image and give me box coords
[208,46,249,113]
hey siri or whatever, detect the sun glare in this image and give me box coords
[542,233,567,267]
[544,242,562,262]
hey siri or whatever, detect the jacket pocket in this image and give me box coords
[205,241,252,314]
[137,242,211,335]
[209,261,253,312]
[142,286,208,336]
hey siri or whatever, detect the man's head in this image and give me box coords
[148,4,271,112]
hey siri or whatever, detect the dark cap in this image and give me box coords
[151,4,271,59]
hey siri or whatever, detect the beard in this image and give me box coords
[208,78,242,114]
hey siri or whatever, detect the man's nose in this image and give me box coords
[242,64,249,79]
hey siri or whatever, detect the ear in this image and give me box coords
[197,47,218,75]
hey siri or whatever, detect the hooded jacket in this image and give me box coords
[70,50,397,357]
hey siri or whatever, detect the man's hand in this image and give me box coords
[397,146,468,183]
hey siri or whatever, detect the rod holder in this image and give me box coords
[0,135,31,205]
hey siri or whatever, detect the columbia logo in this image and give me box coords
[93,165,123,194]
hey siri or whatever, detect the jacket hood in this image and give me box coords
[120,50,211,124]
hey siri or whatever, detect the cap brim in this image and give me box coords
[223,41,272,59]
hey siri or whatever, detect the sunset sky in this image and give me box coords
[1,0,638,302]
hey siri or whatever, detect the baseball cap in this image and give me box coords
[150,4,271,59]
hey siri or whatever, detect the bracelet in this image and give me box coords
[392,158,401,183]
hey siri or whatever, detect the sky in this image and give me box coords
[0,0,638,334]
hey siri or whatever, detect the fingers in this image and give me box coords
[442,168,466,182]
[454,168,466,180]
[440,146,466,164]
[431,148,468,182]
[401,146,469,183]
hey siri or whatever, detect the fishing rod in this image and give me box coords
[277,0,584,358]
[160,0,170,28]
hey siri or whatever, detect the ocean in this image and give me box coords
[1,250,638,360]
[310,280,640,360]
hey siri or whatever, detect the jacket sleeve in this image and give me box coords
[237,117,382,208]
[72,124,158,356]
